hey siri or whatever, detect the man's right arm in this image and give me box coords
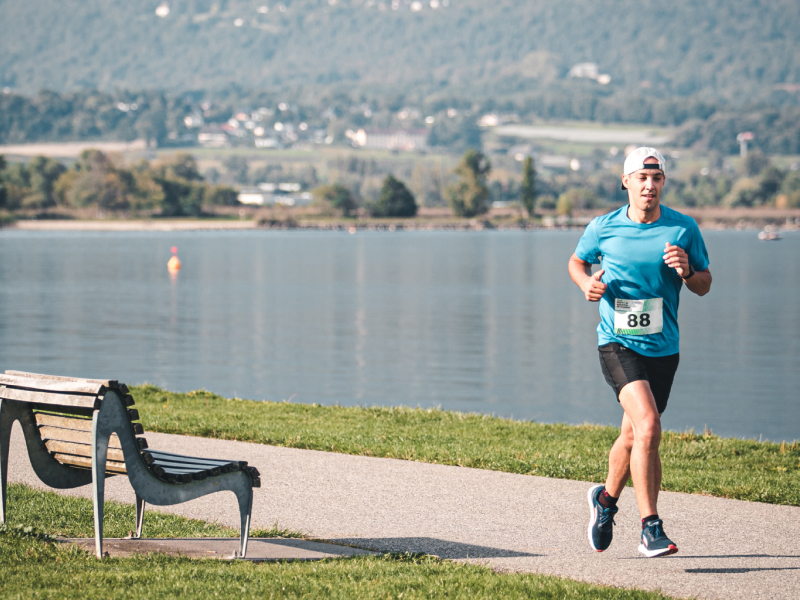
[568,253,607,302]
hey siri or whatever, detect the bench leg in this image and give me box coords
[236,486,253,559]
[135,494,145,539]
[91,410,111,559]
[0,400,12,524]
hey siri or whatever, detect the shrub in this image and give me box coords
[313,183,358,215]
[371,175,417,217]
[446,150,491,218]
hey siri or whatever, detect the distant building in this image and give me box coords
[255,137,281,149]
[569,62,599,79]
[257,182,302,193]
[183,112,205,128]
[478,113,501,127]
[197,126,228,147]
[238,188,268,205]
[349,128,427,151]
[569,62,611,85]
[477,113,519,127]
[242,183,312,206]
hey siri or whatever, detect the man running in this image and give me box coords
[568,147,712,557]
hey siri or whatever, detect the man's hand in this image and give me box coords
[568,254,608,302]
[663,242,690,279]
[663,242,713,296]
[581,269,607,302]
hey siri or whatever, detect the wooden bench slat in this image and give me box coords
[150,459,223,477]
[165,470,209,481]
[29,404,94,418]
[156,465,210,475]
[246,466,262,488]
[34,412,144,435]
[146,450,243,468]
[150,457,238,474]
[149,455,228,471]
[4,369,117,386]
[0,387,101,409]
[53,453,127,474]
[38,425,97,446]
[46,440,152,464]
[45,440,126,463]
[4,371,130,396]
[162,471,193,484]
[1,387,134,408]
[36,413,92,431]
[35,413,92,430]
[5,369,113,385]
[0,374,108,395]
[37,426,148,450]
[149,465,194,483]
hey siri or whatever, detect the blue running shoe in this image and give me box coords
[639,518,678,557]
[587,484,617,552]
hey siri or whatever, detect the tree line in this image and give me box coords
[0,149,504,220]
[0,152,237,216]
[3,147,798,223]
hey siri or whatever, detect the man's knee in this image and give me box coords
[635,416,661,448]
[617,425,635,450]
[619,380,661,448]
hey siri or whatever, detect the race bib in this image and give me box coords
[613,298,663,335]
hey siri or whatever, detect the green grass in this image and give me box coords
[3,483,301,540]
[5,483,232,539]
[0,486,676,600]
[132,385,800,506]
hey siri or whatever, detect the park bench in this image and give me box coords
[0,370,260,558]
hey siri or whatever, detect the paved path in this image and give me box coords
[7,426,800,600]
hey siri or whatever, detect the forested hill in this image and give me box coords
[1,0,799,106]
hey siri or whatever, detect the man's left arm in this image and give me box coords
[663,243,712,296]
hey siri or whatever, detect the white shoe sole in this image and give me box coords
[586,484,604,552]
[638,542,678,558]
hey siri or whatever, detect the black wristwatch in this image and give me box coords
[681,264,696,280]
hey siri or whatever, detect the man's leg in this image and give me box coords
[615,380,661,519]
[604,411,633,499]
[586,412,633,552]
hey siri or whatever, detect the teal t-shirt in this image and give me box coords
[574,205,709,357]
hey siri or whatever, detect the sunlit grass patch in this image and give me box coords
[133,385,800,506]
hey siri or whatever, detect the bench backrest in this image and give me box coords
[0,370,260,487]
[0,370,146,475]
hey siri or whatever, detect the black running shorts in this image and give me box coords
[598,343,680,414]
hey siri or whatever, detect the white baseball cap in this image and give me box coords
[621,147,666,190]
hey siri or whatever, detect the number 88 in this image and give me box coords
[627,313,651,328]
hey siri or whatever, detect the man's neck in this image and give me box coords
[627,204,661,224]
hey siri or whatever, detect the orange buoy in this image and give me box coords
[167,246,181,272]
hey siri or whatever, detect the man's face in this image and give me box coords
[622,157,665,214]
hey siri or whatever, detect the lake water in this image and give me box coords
[1,229,798,441]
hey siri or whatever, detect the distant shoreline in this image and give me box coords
[4,207,800,232]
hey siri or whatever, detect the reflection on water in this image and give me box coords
[0,229,798,441]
